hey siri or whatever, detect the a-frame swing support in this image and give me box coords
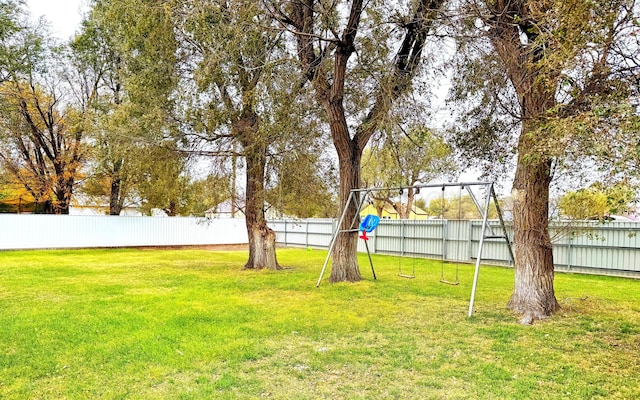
[467,183,515,317]
[316,182,516,318]
[316,190,372,288]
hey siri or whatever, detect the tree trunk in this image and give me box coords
[40,199,55,214]
[486,2,561,323]
[324,92,363,282]
[109,177,123,215]
[165,200,177,217]
[109,160,124,215]
[330,141,362,282]
[395,188,415,219]
[375,203,384,218]
[507,130,560,324]
[240,117,280,270]
[53,178,73,215]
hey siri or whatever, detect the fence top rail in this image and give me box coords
[350,181,494,193]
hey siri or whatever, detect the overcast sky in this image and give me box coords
[26,0,86,39]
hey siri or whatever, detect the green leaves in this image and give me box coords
[558,181,637,221]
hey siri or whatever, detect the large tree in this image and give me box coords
[0,8,88,215]
[79,0,188,216]
[173,0,321,269]
[270,0,448,282]
[451,0,640,323]
[0,81,85,214]
[70,13,133,215]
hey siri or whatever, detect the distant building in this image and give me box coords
[205,199,290,220]
[69,194,142,216]
[205,199,246,219]
[360,203,429,220]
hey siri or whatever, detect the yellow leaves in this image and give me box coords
[0,77,87,213]
[558,188,609,220]
[0,80,63,134]
[0,179,37,203]
[557,181,635,221]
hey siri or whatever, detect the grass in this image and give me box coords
[0,247,639,399]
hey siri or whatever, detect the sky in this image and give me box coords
[26,0,86,40]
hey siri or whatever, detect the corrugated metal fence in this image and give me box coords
[2,215,638,278]
[269,219,640,278]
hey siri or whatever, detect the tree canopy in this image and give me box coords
[559,182,637,221]
[362,125,458,219]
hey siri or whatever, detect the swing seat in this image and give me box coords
[359,214,380,240]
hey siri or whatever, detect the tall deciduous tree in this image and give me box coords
[80,0,187,216]
[173,0,320,269]
[0,81,86,214]
[0,6,87,215]
[70,13,132,215]
[450,0,640,323]
[270,0,447,282]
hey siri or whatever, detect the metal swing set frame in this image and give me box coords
[316,181,516,317]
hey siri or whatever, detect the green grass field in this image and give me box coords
[0,247,638,399]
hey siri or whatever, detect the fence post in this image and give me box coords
[442,220,448,262]
[467,220,473,262]
[401,219,405,256]
[567,235,573,271]
[373,221,378,254]
[284,220,288,246]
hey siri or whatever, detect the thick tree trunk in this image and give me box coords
[325,94,362,282]
[486,2,562,323]
[40,199,55,214]
[241,134,280,270]
[53,181,72,215]
[507,132,560,324]
[330,142,362,282]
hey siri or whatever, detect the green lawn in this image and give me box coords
[0,248,638,399]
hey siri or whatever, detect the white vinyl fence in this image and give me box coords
[269,219,640,278]
[0,214,247,250]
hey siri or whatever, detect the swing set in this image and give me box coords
[316,181,515,317]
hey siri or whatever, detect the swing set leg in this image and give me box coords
[363,240,376,280]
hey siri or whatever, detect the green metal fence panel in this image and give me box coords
[270,219,640,278]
